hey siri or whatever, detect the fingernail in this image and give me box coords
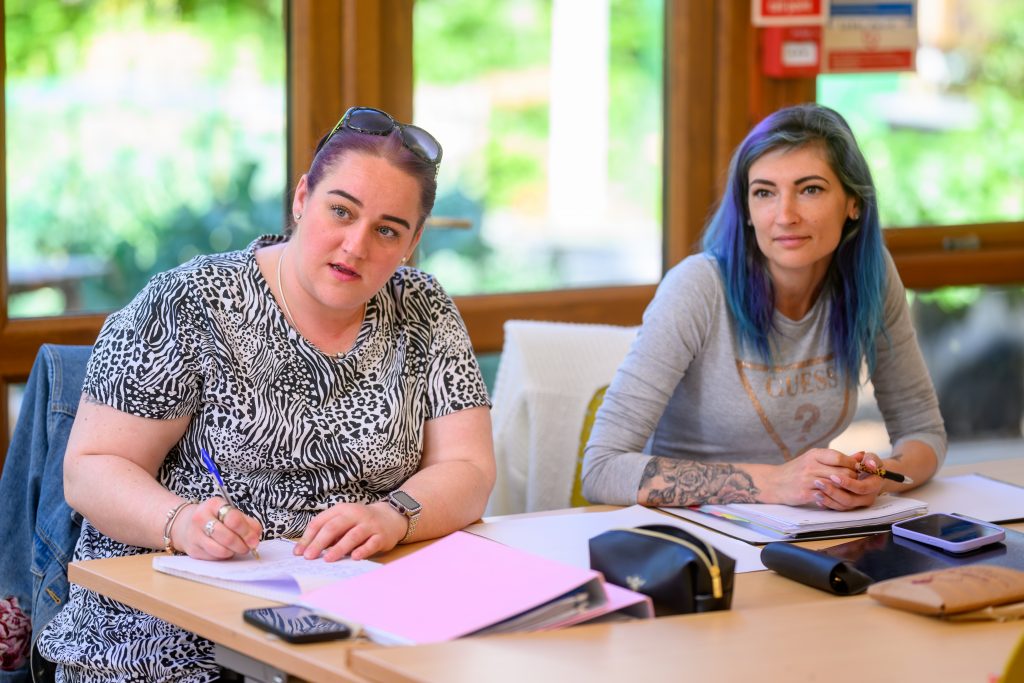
[813,492,825,503]
[830,474,842,485]
[813,480,826,490]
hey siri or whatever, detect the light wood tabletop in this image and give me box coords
[349,594,1024,683]
[68,457,1024,683]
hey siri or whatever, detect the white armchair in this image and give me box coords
[487,320,639,515]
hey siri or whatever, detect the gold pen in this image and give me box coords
[855,461,914,485]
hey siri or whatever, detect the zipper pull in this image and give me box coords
[710,565,723,599]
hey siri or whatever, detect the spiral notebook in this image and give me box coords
[667,495,928,542]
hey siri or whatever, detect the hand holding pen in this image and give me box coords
[855,460,914,485]
[200,447,262,560]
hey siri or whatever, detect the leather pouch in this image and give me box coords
[867,565,1024,617]
[589,525,735,616]
[760,542,872,595]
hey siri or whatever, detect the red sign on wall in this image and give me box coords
[761,26,822,77]
[752,0,828,27]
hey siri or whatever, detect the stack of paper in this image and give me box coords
[697,495,927,539]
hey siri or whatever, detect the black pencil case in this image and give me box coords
[760,542,873,595]
[590,525,735,615]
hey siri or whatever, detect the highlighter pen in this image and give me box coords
[855,461,914,485]
[200,447,260,560]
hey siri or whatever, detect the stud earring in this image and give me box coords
[293,213,302,222]
[400,256,409,265]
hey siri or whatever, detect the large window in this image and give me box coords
[5,0,286,317]
[818,2,1022,229]
[412,0,663,295]
[0,1,816,452]
[820,0,1024,456]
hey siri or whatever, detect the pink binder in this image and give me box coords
[300,530,652,645]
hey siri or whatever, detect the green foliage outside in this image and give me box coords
[5,1,1020,312]
[818,2,1024,313]
[414,0,663,295]
[6,0,285,316]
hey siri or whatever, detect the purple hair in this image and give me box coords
[701,103,887,379]
[288,125,438,236]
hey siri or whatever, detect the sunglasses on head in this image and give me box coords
[317,106,443,168]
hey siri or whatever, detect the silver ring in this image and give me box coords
[203,519,217,538]
[216,504,233,523]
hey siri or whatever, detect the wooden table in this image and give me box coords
[68,458,1024,683]
[350,596,1023,683]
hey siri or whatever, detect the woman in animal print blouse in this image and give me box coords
[38,107,495,682]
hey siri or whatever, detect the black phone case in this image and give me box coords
[243,607,351,643]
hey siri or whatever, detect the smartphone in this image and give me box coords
[891,513,1006,554]
[242,605,353,644]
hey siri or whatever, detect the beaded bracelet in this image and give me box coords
[162,500,194,554]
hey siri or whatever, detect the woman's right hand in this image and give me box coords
[172,497,263,560]
[765,448,882,510]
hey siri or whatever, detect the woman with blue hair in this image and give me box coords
[582,103,945,510]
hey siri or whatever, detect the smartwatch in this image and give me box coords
[387,490,422,543]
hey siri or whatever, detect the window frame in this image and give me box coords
[1,0,1020,460]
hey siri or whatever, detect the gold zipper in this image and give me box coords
[614,527,723,599]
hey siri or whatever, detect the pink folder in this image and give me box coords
[300,530,651,645]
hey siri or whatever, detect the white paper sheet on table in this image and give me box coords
[465,505,765,573]
[901,473,1024,523]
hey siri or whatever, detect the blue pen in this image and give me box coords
[200,447,260,560]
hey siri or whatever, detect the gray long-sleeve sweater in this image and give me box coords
[581,252,947,506]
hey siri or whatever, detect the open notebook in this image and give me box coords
[152,538,381,603]
[664,495,928,542]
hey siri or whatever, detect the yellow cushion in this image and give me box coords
[570,385,608,507]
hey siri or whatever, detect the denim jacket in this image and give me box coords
[0,345,91,683]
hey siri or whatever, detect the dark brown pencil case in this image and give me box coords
[760,542,873,595]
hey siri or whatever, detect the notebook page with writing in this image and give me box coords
[152,538,381,603]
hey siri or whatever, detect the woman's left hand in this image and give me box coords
[293,501,407,562]
[810,450,885,510]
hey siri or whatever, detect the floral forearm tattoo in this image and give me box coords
[639,457,760,507]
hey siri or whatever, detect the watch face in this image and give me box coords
[390,490,421,514]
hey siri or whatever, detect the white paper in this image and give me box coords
[465,505,765,573]
[153,538,381,600]
[903,473,1024,523]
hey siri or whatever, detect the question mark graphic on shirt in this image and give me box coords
[794,404,821,442]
